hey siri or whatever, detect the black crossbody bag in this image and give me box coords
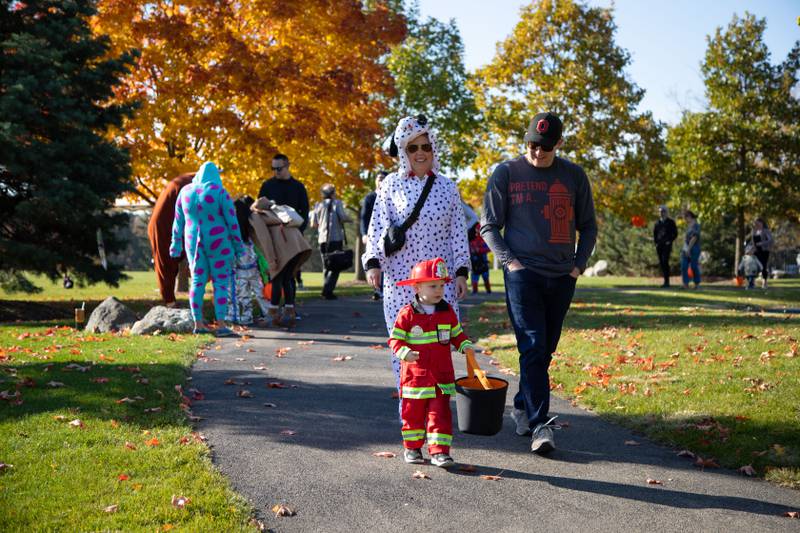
[322,200,353,272]
[383,173,436,256]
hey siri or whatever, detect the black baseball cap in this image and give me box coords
[523,112,563,148]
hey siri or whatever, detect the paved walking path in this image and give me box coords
[190,294,799,532]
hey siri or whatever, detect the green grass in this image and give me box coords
[468,279,800,489]
[0,326,254,531]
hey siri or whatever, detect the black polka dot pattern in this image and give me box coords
[362,169,470,335]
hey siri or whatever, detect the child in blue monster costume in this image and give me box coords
[170,162,244,336]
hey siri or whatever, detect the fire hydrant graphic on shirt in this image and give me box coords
[542,180,573,244]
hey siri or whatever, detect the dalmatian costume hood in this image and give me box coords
[363,115,470,392]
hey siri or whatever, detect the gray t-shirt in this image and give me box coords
[481,155,598,277]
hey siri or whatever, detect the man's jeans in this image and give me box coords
[504,268,576,428]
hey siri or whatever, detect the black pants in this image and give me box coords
[270,256,300,306]
[755,250,769,280]
[656,244,672,285]
[321,241,343,297]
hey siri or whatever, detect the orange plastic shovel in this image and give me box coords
[466,349,492,390]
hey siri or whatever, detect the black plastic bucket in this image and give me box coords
[454,376,509,436]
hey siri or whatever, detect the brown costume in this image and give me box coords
[147,173,195,303]
[249,198,311,278]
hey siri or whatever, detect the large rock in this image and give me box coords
[85,297,138,333]
[131,306,193,335]
[592,259,609,276]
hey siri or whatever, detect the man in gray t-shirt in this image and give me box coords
[481,112,597,454]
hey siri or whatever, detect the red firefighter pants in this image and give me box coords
[401,387,453,454]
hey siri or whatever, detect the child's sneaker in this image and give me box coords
[404,448,424,464]
[430,453,454,468]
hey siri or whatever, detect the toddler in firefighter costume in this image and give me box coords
[388,257,475,468]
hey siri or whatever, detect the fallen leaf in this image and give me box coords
[369,344,384,350]
[46,381,65,388]
[237,390,253,398]
[263,402,277,408]
[332,355,353,362]
[275,347,291,357]
[252,366,268,371]
[144,407,161,413]
[0,463,13,474]
[124,441,137,450]
[63,363,89,372]
[52,415,66,421]
[694,456,720,469]
[646,478,663,485]
[116,397,136,404]
[480,474,502,481]
[146,437,160,447]
[784,511,799,519]
[272,503,295,517]
[458,464,477,473]
[69,419,84,429]
[267,382,289,389]
[246,348,255,353]
[104,504,118,513]
[298,340,315,346]
[91,377,109,384]
[235,358,246,362]
[280,430,297,436]
[624,440,640,446]
[224,378,238,385]
[171,495,191,509]
[110,419,119,428]
[412,470,430,479]
[677,450,696,459]
[372,451,396,458]
[118,474,129,481]
[738,465,756,476]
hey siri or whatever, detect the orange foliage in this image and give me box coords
[92,1,405,202]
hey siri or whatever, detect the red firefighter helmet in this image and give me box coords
[396,257,451,286]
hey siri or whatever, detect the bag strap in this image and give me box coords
[399,173,436,231]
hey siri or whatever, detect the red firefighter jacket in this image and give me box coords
[389,298,473,400]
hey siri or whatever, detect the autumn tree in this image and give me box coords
[93,0,405,204]
[385,6,481,175]
[666,13,800,272]
[467,0,666,215]
[0,0,137,291]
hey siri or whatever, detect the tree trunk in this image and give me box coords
[354,234,365,281]
[177,259,190,292]
[734,207,745,277]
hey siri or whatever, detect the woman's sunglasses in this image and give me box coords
[528,141,555,153]
[406,143,432,154]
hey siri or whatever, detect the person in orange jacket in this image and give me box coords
[388,257,475,468]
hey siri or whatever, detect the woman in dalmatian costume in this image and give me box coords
[363,115,470,388]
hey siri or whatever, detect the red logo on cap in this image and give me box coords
[536,119,549,134]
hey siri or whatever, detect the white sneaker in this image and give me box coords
[531,416,561,454]
[511,408,531,436]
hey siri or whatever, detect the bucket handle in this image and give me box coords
[465,348,492,390]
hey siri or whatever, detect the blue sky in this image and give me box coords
[417,0,799,124]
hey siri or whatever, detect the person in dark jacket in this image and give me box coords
[653,205,678,288]
[147,172,194,306]
[258,153,310,289]
[360,171,387,300]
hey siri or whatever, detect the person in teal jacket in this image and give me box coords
[170,162,244,336]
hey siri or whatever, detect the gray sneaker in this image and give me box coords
[430,453,454,468]
[511,408,531,436]
[404,448,424,464]
[530,416,561,454]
